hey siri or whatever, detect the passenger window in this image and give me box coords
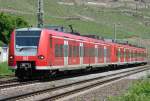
[50,35,52,48]
[69,45,72,57]
[98,46,103,58]
[55,44,63,57]
[80,46,83,57]
[104,48,107,57]
[64,45,68,57]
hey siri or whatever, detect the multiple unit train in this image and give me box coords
[8,27,147,79]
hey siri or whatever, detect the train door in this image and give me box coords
[114,45,118,63]
[64,39,68,67]
[80,42,83,65]
[104,45,111,63]
[124,48,126,62]
[135,50,137,62]
[68,40,80,65]
[120,48,124,63]
[107,46,111,63]
[53,38,64,66]
[89,43,95,65]
[104,46,107,63]
[118,48,121,63]
[98,45,104,63]
[83,43,89,65]
[129,50,131,62]
[125,49,129,62]
[49,34,53,66]
[95,45,98,64]
[111,45,116,63]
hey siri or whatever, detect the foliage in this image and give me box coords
[0,62,14,76]
[0,41,3,46]
[0,0,150,39]
[0,13,29,44]
[109,79,150,101]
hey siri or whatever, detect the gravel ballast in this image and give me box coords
[63,79,136,101]
[59,70,150,101]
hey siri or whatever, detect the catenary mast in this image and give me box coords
[37,0,44,28]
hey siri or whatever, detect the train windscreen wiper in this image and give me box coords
[16,46,37,52]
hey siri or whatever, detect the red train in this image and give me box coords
[8,27,147,79]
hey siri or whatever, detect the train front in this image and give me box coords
[8,28,49,79]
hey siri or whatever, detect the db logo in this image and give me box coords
[23,56,28,60]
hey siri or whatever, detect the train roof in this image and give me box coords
[15,28,42,31]
[14,27,146,50]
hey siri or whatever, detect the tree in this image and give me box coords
[0,13,29,44]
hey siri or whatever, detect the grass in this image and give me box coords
[0,0,150,39]
[0,41,3,46]
[0,62,14,76]
[109,79,150,101]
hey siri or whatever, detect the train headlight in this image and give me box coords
[9,55,14,60]
[38,55,45,60]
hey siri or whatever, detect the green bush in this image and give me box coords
[109,79,150,101]
[0,13,29,44]
[0,41,3,47]
[0,62,14,76]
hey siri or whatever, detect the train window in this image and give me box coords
[60,45,63,57]
[140,53,142,57]
[126,50,128,58]
[16,30,41,36]
[133,52,135,58]
[144,53,146,57]
[107,47,110,57]
[93,48,95,57]
[89,48,95,57]
[117,48,120,58]
[104,47,107,58]
[124,49,126,58]
[125,50,126,58]
[134,52,136,58]
[120,49,122,57]
[50,35,52,48]
[64,45,68,57]
[83,47,85,57]
[84,46,89,57]
[98,46,103,58]
[73,46,76,57]
[130,51,132,58]
[142,53,144,57]
[55,44,59,57]
[80,46,83,57]
[73,46,79,57]
[116,48,118,57]
[55,44,63,57]
[132,52,134,58]
[15,31,41,47]
[95,47,98,57]
[94,48,96,57]
[77,46,79,57]
[69,45,72,57]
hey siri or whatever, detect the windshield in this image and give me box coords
[15,31,41,47]
[16,37,40,47]
[15,30,41,56]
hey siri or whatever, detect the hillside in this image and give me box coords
[0,0,150,39]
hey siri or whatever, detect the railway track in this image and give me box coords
[1,65,149,101]
[0,79,40,90]
[0,77,19,88]
[0,75,15,82]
